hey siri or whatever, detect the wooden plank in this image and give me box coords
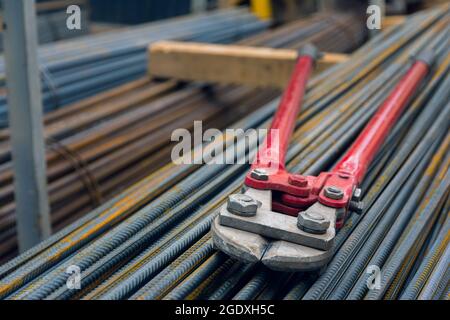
[149,41,349,88]
[315,52,350,74]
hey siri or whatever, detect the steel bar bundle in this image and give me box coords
[0,8,269,127]
[0,5,448,300]
[0,12,364,263]
[0,9,89,52]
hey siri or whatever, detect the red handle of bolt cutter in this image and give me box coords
[333,60,430,183]
[252,55,314,172]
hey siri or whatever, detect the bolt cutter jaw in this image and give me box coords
[211,188,339,271]
[212,216,335,271]
[211,216,267,264]
[261,239,335,272]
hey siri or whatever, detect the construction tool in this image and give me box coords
[211,46,435,272]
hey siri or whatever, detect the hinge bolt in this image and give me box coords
[288,175,308,187]
[324,186,344,200]
[250,168,269,181]
[349,201,364,214]
[298,210,330,234]
[227,194,258,216]
[352,188,362,201]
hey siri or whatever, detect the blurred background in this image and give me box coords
[26,0,448,34]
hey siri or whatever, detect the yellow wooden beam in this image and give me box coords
[149,41,349,88]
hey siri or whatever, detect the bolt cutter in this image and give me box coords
[211,44,434,272]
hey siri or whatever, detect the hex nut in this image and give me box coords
[352,188,362,201]
[250,169,269,181]
[349,200,364,214]
[227,194,258,217]
[288,175,308,187]
[324,186,344,200]
[297,210,330,234]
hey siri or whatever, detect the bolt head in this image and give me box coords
[352,188,362,201]
[297,210,330,234]
[288,175,308,187]
[250,169,269,181]
[349,200,364,214]
[304,211,324,221]
[324,186,344,200]
[227,194,258,217]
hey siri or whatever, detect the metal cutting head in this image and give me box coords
[211,188,338,271]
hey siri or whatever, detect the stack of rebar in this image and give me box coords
[0,12,365,263]
[0,9,90,52]
[0,8,269,127]
[0,5,447,300]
